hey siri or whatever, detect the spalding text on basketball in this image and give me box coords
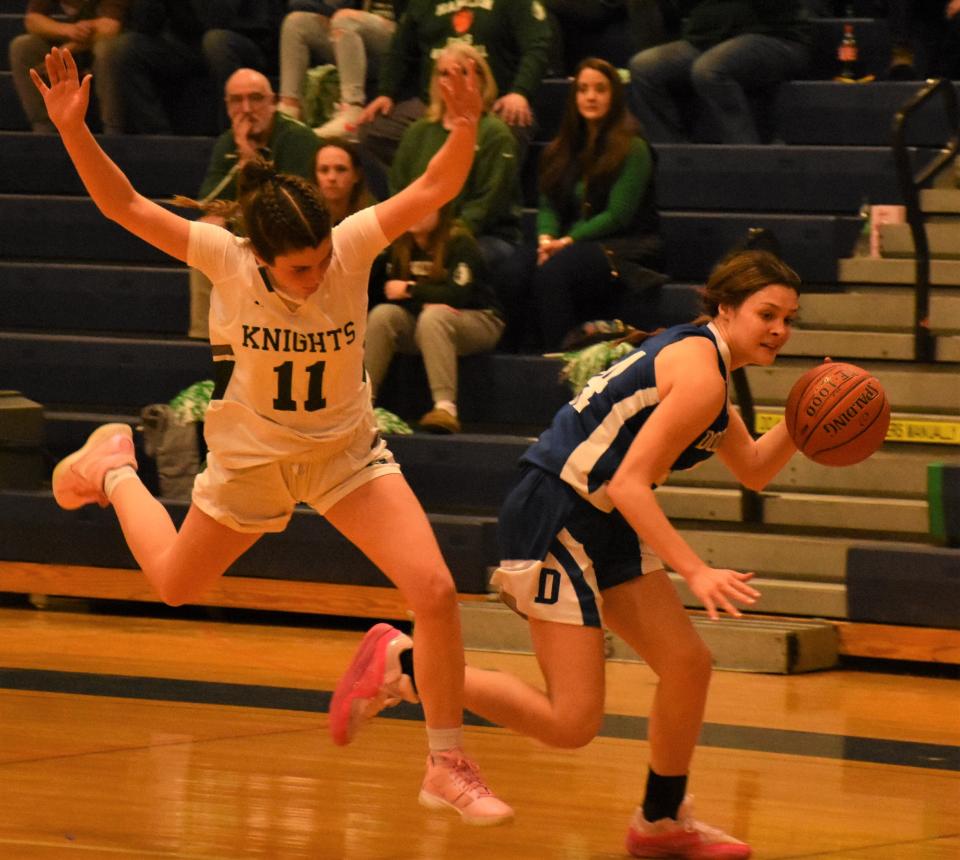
[821,382,882,435]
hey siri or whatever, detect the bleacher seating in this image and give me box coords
[1,2,959,666]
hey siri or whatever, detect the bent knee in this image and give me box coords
[403,570,457,616]
[545,706,604,748]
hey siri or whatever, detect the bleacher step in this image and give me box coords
[667,574,847,620]
[763,492,928,534]
[460,601,838,673]
[921,188,960,214]
[838,256,960,286]
[879,222,960,259]
[659,487,927,534]
[781,328,960,361]
[743,359,960,414]
[670,445,954,497]
[798,288,960,333]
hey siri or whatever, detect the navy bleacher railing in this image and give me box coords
[891,78,960,363]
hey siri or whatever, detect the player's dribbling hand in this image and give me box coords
[29,47,90,134]
[687,565,760,620]
[439,59,482,127]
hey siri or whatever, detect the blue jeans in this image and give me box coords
[629,34,809,144]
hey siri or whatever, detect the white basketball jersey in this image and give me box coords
[187,208,388,469]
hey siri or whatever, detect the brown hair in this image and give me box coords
[390,204,461,282]
[314,137,376,220]
[697,249,801,322]
[539,57,637,215]
[235,159,331,265]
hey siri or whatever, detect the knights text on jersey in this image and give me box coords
[521,324,731,512]
[186,208,388,468]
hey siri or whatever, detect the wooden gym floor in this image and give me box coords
[0,599,957,859]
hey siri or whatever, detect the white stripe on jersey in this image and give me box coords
[560,383,660,512]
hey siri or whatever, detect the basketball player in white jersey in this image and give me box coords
[33,46,512,825]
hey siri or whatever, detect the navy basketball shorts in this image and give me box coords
[490,466,663,627]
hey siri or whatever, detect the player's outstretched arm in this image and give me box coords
[31,47,190,263]
[373,59,482,243]
[717,407,797,491]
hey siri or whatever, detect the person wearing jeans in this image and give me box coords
[628,0,810,145]
[9,0,127,133]
[278,1,399,136]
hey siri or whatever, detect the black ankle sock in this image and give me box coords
[642,768,687,823]
[398,647,417,694]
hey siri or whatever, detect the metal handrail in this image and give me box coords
[891,78,960,363]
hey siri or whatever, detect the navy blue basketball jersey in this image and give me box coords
[522,323,731,512]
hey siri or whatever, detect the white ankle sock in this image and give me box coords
[434,400,457,417]
[427,726,464,753]
[103,465,137,499]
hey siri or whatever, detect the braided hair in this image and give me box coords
[236,159,331,265]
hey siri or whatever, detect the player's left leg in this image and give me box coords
[603,571,750,859]
[324,472,513,825]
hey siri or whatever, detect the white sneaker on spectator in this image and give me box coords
[315,104,363,141]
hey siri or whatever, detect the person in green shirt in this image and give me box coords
[366,202,506,433]
[525,57,663,351]
[187,68,321,338]
[388,43,523,275]
[357,0,553,185]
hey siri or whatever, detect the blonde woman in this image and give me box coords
[388,43,523,275]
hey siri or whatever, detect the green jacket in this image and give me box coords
[379,231,504,316]
[389,113,523,243]
[198,112,321,202]
[538,137,658,243]
[377,0,553,103]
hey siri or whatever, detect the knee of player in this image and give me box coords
[550,713,603,749]
[660,636,713,686]
[404,570,457,615]
[153,575,200,608]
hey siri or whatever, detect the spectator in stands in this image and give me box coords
[9,0,128,133]
[388,43,523,276]
[886,0,960,80]
[345,249,804,860]
[628,0,811,144]
[366,204,505,434]
[315,137,376,224]
[357,0,553,184]
[184,68,320,338]
[37,46,513,826]
[103,0,284,134]
[522,57,663,351]
[543,0,635,72]
[278,1,402,138]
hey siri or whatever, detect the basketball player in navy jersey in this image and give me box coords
[343,249,802,857]
[33,46,513,825]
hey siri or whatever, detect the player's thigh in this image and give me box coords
[529,616,607,725]
[602,570,710,676]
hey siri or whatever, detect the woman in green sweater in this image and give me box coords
[388,42,524,276]
[529,56,663,350]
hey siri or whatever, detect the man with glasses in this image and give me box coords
[187,68,321,338]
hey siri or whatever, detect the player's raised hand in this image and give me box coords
[29,47,91,134]
[439,58,482,128]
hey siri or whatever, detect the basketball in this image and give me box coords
[785,360,891,466]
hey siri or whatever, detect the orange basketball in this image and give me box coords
[784,361,891,466]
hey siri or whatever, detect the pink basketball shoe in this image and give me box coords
[52,423,137,510]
